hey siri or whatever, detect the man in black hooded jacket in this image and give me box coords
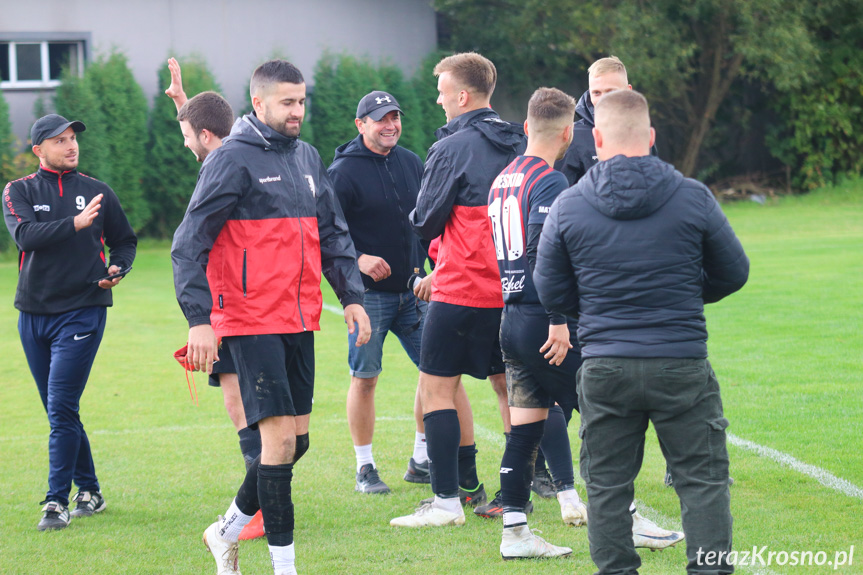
[536,90,748,575]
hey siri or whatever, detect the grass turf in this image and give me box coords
[1,179,862,574]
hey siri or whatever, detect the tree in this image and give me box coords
[435,0,818,178]
[411,50,450,158]
[144,56,222,237]
[54,68,111,183]
[378,63,425,157]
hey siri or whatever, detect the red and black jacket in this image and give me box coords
[409,108,525,308]
[171,113,364,337]
[3,167,137,314]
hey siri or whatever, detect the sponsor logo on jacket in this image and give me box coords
[304,175,316,196]
[33,205,51,212]
[259,175,282,184]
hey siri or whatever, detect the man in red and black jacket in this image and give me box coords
[3,114,137,531]
[171,60,370,575]
[391,52,526,528]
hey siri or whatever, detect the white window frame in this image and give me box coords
[1,38,87,90]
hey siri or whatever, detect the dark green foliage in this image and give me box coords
[767,0,863,190]
[377,63,424,157]
[411,50,450,158]
[0,90,16,186]
[144,56,222,237]
[86,51,150,230]
[310,53,383,165]
[54,68,112,183]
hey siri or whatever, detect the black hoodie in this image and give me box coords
[329,134,426,292]
[535,154,749,359]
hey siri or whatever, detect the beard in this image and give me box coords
[264,110,302,139]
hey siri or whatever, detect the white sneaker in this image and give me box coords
[203,518,241,575]
[389,501,465,527]
[557,490,588,527]
[631,511,684,550]
[500,525,573,560]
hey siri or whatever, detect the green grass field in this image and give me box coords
[2,179,862,574]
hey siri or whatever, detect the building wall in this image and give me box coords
[1,0,437,143]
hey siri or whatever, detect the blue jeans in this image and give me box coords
[348,289,425,378]
[19,307,107,506]
[578,357,733,575]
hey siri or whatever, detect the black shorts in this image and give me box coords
[419,301,504,379]
[224,332,315,429]
[499,304,580,418]
[208,341,237,387]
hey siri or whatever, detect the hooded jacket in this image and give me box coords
[410,108,526,308]
[3,167,137,314]
[171,113,364,337]
[329,134,426,293]
[535,154,749,359]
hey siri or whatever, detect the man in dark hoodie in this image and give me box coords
[328,91,430,494]
[555,56,633,186]
[535,90,748,575]
[392,52,526,528]
[172,59,370,575]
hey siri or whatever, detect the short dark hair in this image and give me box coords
[250,60,305,98]
[434,52,496,97]
[177,91,234,138]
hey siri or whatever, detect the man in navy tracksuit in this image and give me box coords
[3,114,137,531]
[329,91,430,493]
[535,90,748,575]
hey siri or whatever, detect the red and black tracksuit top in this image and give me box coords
[171,113,364,337]
[3,167,137,314]
[409,108,526,308]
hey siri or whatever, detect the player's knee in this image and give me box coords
[293,433,310,463]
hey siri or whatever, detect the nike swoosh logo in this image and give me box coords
[73,334,92,341]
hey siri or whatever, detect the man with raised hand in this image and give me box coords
[535,89,748,575]
[329,91,434,494]
[483,87,585,560]
[3,114,137,531]
[164,58,265,541]
[172,59,370,575]
[392,52,525,528]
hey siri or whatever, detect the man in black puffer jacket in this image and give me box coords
[536,90,748,575]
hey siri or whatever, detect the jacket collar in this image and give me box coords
[435,108,499,141]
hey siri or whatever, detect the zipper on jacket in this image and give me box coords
[242,249,247,297]
[57,174,63,197]
[283,151,307,331]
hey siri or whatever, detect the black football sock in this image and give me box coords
[458,443,480,491]
[235,455,261,515]
[258,462,294,547]
[238,427,262,471]
[424,409,460,497]
[541,405,575,489]
[500,420,545,511]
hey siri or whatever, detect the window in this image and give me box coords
[0,40,84,89]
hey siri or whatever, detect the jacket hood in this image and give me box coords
[224,113,298,151]
[575,91,595,126]
[333,134,383,162]
[581,155,682,220]
[435,108,525,154]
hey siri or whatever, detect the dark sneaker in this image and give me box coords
[419,483,487,508]
[531,468,556,499]
[355,464,391,494]
[475,490,534,518]
[70,491,106,518]
[404,457,431,484]
[38,501,70,531]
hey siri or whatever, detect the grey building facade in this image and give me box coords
[1,0,437,143]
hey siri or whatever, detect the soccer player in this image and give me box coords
[164,57,265,540]
[484,87,586,559]
[535,89,748,574]
[391,52,525,527]
[3,114,137,530]
[172,60,370,575]
[328,91,430,493]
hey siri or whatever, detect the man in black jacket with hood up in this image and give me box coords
[536,90,748,575]
[329,91,430,494]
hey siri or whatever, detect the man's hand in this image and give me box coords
[540,323,573,366]
[74,194,102,231]
[344,303,371,346]
[358,254,391,282]
[165,57,188,110]
[98,264,124,290]
[413,273,433,302]
[186,324,219,374]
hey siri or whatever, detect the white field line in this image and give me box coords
[727,432,863,500]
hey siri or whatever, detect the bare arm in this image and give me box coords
[165,58,188,111]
